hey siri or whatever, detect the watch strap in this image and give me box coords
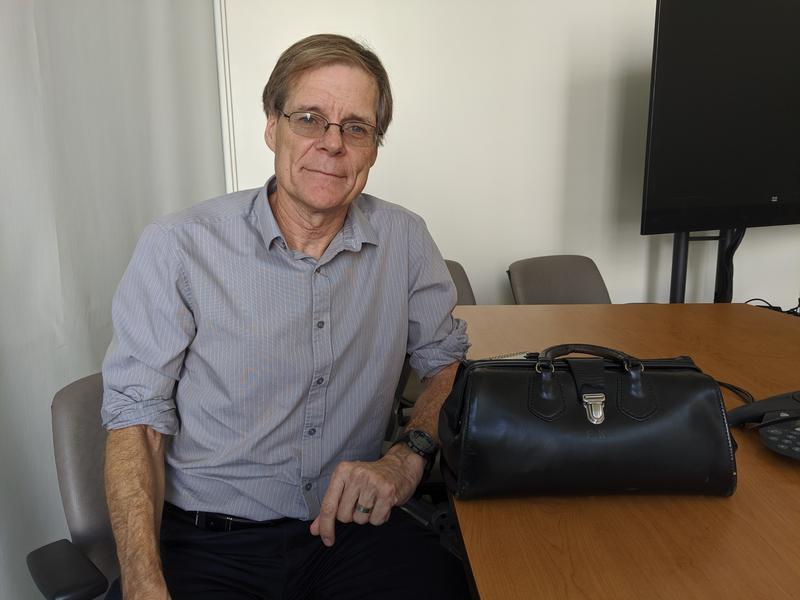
[393,430,438,479]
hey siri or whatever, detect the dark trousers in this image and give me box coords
[149,503,469,600]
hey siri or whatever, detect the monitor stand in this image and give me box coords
[669,228,746,303]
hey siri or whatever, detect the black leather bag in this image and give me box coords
[439,344,737,499]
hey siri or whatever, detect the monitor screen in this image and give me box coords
[641,0,800,235]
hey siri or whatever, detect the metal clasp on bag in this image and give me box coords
[582,393,606,425]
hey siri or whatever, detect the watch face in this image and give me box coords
[409,429,437,454]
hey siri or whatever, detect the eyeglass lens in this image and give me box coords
[284,112,376,146]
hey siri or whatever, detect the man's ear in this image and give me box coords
[265,113,277,152]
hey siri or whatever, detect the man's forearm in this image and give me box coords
[105,425,169,599]
[405,361,459,442]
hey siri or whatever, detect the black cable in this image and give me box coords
[744,297,800,316]
[744,298,776,307]
[717,380,754,404]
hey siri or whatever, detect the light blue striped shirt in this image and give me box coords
[101,178,468,520]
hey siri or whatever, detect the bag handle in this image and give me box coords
[536,343,644,372]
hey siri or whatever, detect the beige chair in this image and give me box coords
[507,255,611,304]
[387,260,476,441]
[444,260,476,306]
[388,260,478,571]
[30,261,476,599]
[26,373,115,600]
[29,261,475,599]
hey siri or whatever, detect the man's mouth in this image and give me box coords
[305,168,345,179]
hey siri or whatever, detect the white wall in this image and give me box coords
[217,0,800,306]
[0,2,224,598]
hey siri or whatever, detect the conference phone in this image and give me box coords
[727,391,800,461]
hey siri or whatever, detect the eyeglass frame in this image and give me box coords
[280,110,380,147]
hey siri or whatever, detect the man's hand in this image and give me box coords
[309,443,425,546]
[310,362,458,547]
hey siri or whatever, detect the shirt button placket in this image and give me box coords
[301,263,332,517]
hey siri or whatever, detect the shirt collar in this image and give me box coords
[253,176,379,254]
[341,198,379,251]
[253,176,284,251]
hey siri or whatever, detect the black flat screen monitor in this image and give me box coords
[641,0,800,235]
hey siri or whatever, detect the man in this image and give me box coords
[102,34,470,599]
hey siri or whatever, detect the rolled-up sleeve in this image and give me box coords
[406,219,469,380]
[101,223,196,434]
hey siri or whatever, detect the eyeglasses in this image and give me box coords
[281,111,378,147]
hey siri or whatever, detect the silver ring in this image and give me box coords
[355,503,373,514]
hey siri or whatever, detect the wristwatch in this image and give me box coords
[394,429,439,477]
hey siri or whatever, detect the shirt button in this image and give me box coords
[315,267,321,274]
[304,483,312,491]
[316,377,324,385]
[317,321,325,328]
[308,428,316,436]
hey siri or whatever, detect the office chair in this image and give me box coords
[389,260,476,424]
[29,261,476,599]
[391,259,477,579]
[507,254,611,304]
[386,259,477,440]
[29,372,463,600]
[444,259,477,306]
[27,373,115,600]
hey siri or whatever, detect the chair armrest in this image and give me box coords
[27,539,108,600]
[400,497,464,560]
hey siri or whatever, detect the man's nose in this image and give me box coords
[317,124,345,153]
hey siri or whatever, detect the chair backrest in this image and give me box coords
[389,259,477,430]
[507,255,611,304]
[387,259,477,480]
[444,260,477,306]
[52,373,119,582]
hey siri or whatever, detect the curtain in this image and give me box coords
[0,1,224,597]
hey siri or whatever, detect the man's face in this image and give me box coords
[265,64,379,215]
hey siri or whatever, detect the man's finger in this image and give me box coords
[352,491,377,525]
[336,479,361,523]
[368,493,393,526]
[316,469,348,546]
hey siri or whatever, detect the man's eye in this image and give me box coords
[345,124,368,137]
[298,113,319,125]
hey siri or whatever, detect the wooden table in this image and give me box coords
[451,303,800,600]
